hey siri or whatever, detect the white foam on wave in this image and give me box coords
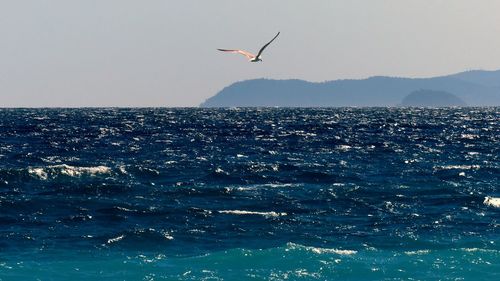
[214,167,226,174]
[227,183,301,192]
[309,247,358,255]
[461,134,479,140]
[234,186,257,191]
[218,210,287,218]
[263,183,300,188]
[116,206,135,212]
[162,231,174,240]
[483,197,500,208]
[434,165,480,170]
[57,164,111,177]
[404,250,430,255]
[461,248,498,253]
[287,242,357,255]
[107,234,125,244]
[118,165,127,174]
[336,145,352,151]
[29,164,112,179]
[28,168,48,180]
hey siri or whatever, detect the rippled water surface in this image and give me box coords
[0,108,499,280]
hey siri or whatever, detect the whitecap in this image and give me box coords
[228,186,256,192]
[336,145,352,151]
[33,116,49,121]
[262,183,299,188]
[309,247,357,255]
[161,231,174,240]
[286,242,357,255]
[28,168,48,180]
[218,210,287,218]
[29,164,112,179]
[461,248,498,253]
[460,134,479,140]
[434,165,480,170]
[55,164,112,177]
[405,250,430,255]
[107,234,125,244]
[118,165,127,174]
[115,206,135,212]
[483,196,500,208]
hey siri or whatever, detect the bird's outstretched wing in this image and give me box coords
[217,49,256,60]
[256,32,280,59]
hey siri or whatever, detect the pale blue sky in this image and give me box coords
[1,0,500,107]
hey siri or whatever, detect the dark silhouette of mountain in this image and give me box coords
[400,89,467,107]
[200,69,500,107]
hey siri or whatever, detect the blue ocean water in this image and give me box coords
[0,108,498,280]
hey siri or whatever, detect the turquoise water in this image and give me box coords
[2,245,499,280]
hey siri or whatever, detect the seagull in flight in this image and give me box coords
[218,32,280,62]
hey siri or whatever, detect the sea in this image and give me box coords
[0,108,498,280]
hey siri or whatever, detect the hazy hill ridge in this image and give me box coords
[201,69,500,107]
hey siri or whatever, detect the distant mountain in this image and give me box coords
[200,69,500,107]
[400,89,467,107]
[447,69,500,88]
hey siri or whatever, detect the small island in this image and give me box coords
[400,89,467,107]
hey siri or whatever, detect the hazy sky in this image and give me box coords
[1,0,500,107]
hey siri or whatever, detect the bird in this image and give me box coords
[217,32,280,62]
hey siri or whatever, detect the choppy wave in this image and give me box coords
[404,249,431,255]
[107,234,125,244]
[28,164,112,179]
[218,210,287,218]
[0,108,499,280]
[434,164,481,170]
[1,244,498,280]
[484,196,500,208]
[286,242,357,255]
